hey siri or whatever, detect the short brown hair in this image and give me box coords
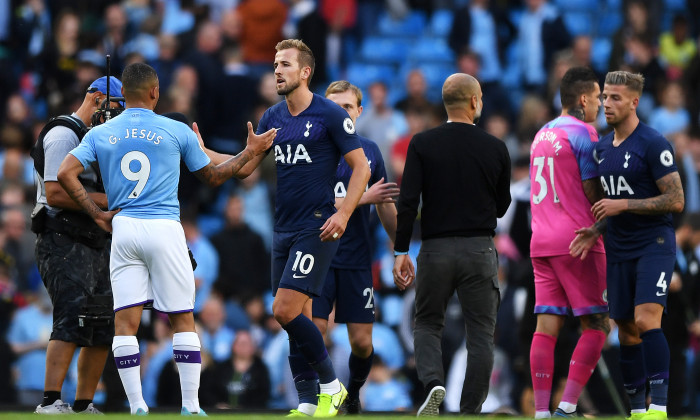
[325,80,363,107]
[275,39,315,83]
[605,71,644,95]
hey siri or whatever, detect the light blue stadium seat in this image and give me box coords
[596,11,623,38]
[378,11,427,37]
[407,37,455,64]
[564,12,593,36]
[591,38,612,73]
[554,0,601,11]
[360,36,411,64]
[345,62,395,88]
[605,0,622,9]
[665,0,686,11]
[430,9,454,37]
[508,9,524,28]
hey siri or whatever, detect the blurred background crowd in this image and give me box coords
[1,0,700,415]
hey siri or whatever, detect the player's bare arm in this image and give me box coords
[193,123,276,186]
[45,181,109,211]
[192,121,274,179]
[358,177,400,205]
[57,154,121,232]
[627,171,685,215]
[582,178,604,205]
[320,147,370,242]
[591,171,684,220]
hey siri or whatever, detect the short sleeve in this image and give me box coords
[181,126,211,172]
[326,102,361,155]
[256,109,271,135]
[571,125,599,181]
[646,135,678,181]
[69,132,98,171]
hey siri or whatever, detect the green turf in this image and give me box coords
[3,415,700,420]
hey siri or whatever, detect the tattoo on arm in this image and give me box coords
[65,184,102,219]
[594,219,607,235]
[582,179,604,205]
[627,172,685,215]
[197,149,254,186]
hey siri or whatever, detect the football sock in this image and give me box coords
[531,332,556,414]
[173,332,202,414]
[72,399,92,412]
[347,349,374,400]
[283,314,337,385]
[641,329,669,410]
[41,391,62,407]
[620,344,647,412]
[113,335,148,414]
[289,339,319,406]
[560,329,606,409]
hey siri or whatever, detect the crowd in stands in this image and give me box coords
[1,0,700,414]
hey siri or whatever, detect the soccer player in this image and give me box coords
[287,80,398,416]
[56,62,276,415]
[528,67,609,418]
[571,71,685,420]
[193,40,371,417]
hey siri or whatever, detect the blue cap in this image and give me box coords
[88,76,123,98]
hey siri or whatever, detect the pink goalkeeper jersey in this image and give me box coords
[530,116,605,257]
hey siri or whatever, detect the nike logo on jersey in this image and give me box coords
[598,158,605,163]
[656,292,666,297]
[292,274,307,279]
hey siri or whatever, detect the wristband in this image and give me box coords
[394,250,408,257]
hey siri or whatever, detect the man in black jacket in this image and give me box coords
[393,73,511,416]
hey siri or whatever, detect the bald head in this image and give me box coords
[442,73,480,109]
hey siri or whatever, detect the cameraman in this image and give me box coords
[32,77,122,414]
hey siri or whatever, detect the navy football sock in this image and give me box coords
[289,339,319,405]
[347,349,374,399]
[283,314,337,384]
[620,344,647,411]
[641,329,669,407]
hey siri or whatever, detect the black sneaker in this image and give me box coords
[345,397,362,414]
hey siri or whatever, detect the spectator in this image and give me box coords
[236,0,288,78]
[182,214,219,314]
[362,356,412,411]
[456,49,513,126]
[355,81,407,161]
[389,106,430,185]
[517,0,571,94]
[7,288,53,406]
[648,81,691,138]
[659,15,697,80]
[198,297,236,363]
[395,70,435,114]
[211,194,271,301]
[202,330,271,409]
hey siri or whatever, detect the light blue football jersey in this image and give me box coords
[70,108,210,221]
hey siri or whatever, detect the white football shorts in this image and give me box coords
[110,215,195,313]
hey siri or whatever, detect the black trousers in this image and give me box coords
[413,236,500,414]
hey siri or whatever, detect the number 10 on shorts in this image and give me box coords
[292,251,315,275]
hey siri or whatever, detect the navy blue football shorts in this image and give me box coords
[272,229,339,297]
[313,267,375,323]
[607,252,675,320]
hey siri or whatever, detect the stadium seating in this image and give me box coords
[407,37,455,64]
[591,38,612,74]
[360,36,411,65]
[346,62,395,89]
[595,11,623,38]
[554,0,602,12]
[429,9,454,38]
[564,12,594,36]
[377,11,427,37]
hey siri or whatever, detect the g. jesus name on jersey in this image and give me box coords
[594,122,678,260]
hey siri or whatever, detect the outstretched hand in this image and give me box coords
[569,226,600,260]
[94,208,121,233]
[192,122,206,150]
[245,121,276,155]
[361,177,400,205]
